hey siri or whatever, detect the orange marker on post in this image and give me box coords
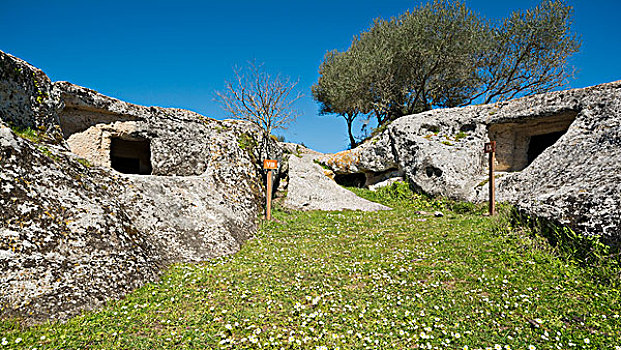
[263,159,278,220]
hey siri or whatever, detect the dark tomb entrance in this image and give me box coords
[110,138,153,175]
[526,131,566,166]
[334,173,367,188]
[487,111,577,171]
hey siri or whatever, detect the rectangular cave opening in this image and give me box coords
[488,111,577,172]
[527,131,567,165]
[110,138,153,175]
[334,173,367,188]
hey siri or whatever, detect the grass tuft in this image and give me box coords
[10,125,45,143]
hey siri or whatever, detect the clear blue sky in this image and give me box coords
[2,0,620,153]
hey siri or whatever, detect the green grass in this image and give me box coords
[1,187,620,349]
[10,126,45,143]
[313,159,332,171]
[454,131,469,142]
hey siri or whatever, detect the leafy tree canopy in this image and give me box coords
[312,0,580,148]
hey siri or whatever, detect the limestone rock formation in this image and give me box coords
[0,50,282,323]
[283,146,390,212]
[1,124,161,322]
[0,52,61,134]
[496,97,621,240]
[319,81,621,240]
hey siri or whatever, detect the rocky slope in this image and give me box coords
[319,81,621,241]
[0,50,282,323]
[281,144,390,212]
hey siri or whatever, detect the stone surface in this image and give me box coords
[368,177,405,192]
[0,52,62,135]
[0,50,282,323]
[0,123,160,322]
[318,81,621,239]
[496,98,621,241]
[284,149,390,212]
[55,81,283,179]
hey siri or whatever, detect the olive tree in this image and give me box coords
[312,48,370,148]
[313,0,581,140]
[473,0,581,103]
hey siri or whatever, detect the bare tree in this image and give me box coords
[216,61,302,139]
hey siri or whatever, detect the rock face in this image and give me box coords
[283,146,390,212]
[1,125,161,322]
[0,52,61,133]
[497,98,621,241]
[319,81,621,241]
[0,50,282,323]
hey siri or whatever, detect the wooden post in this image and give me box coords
[266,169,273,220]
[484,141,497,216]
[263,159,278,220]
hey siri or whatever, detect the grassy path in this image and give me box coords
[1,187,620,349]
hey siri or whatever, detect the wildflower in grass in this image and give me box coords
[316,346,328,350]
[584,338,590,344]
[1,338,7,346]
[14,338,22,344]
[529,345,536,350]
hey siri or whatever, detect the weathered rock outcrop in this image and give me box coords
[497,98,621,240]
[320,81,621,240]
[0,52,61,133]
[1,124,161,321]
[282,145,390,212]
[0,50,282,323]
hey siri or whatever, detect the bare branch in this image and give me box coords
[215,60,303,136]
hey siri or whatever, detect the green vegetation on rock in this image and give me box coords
[454,131,468,141]
[238,133,257,152]
[1,186,619,349]
[10,126,44,143]
[313,159,332,171]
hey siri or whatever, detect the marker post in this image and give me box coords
[484,141,497,216]
[263,159,278,220]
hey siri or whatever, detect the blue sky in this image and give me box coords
[2,0,620,153]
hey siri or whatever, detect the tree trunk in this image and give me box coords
[346,116,357,149]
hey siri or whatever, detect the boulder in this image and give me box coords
[318,81,621,240]
[283,146,390,212]
[496,98,621,241]
[0,52,62,135]
[0,50,281,323]
[1,123,160,322]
